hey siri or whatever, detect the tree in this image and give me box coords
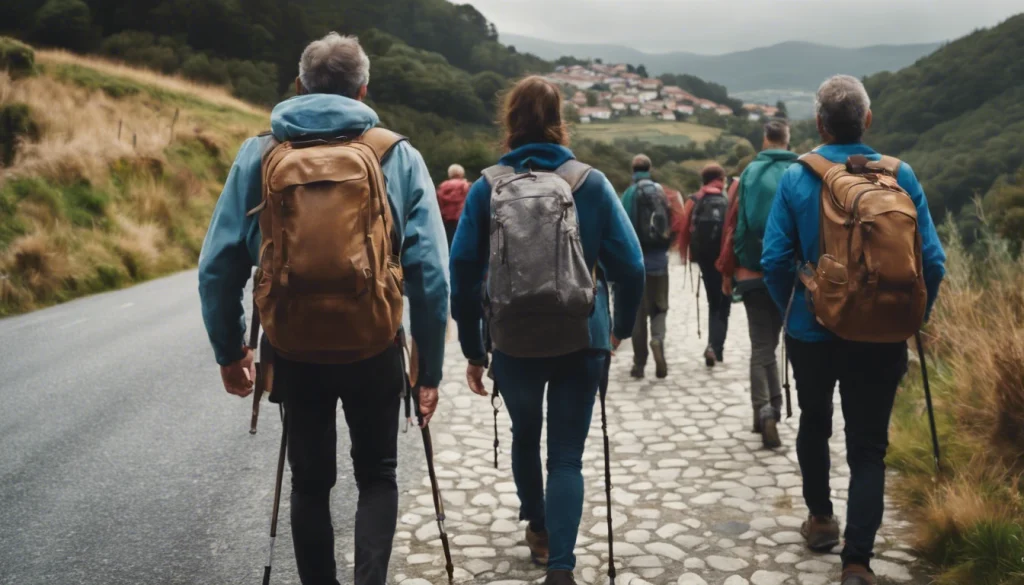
[637,64,649,78]
[627,64,636,73]
[564,104,581,124]
[775,100,789,119]
[595,58,603,65]
[586,91,599,107]
[31,0,97,51]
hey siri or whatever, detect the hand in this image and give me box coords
[722,279,733,296]
[610,334,622,353]
[418,387,439,427]
[220,347,255,398]
[467,364,488,397]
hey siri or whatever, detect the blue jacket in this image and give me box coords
[198,94,450,387]
[620,171,670,275]
[450,143,645,359]
[761,143,946,342]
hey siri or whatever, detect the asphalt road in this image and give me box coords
[0,270,422,585]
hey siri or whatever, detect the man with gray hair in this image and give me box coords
[716,118,798,449]
[761,75,946,585]
[199,32,449,585]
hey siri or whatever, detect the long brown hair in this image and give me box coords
[500,76,569,151]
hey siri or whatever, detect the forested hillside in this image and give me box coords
[864,14,1024,245]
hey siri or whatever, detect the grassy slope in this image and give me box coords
[574,118,724,147]
[0,50,266,315]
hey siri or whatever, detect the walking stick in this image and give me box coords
[915,332,942,474]
[599,351,617,585]
[263,404,287,585]
[414,389,455,583]
[781,340,792,420]
[695,268,702,340]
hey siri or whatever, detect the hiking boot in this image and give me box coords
[651,340,668,378]
[704,346,716,368]
[841,564,876,585]
[544,570,576,585]
[526,525,550,566]
[801,515,841,552]
[715,349,724,363]
[752,411,763,434]
[762,416,782,449]
[630,364,645,379]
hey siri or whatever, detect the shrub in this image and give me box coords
[0,36,37,79]
[31,0,97,52]
[0,103,40,166]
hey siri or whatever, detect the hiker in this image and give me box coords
[449,76,645,585]
[198,33,449,585]
[620,154,674,379]
[717,119,798,448]
[437,163,471,249]
[761,75,946,585]
[676,163,731,367]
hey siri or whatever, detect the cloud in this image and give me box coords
[461,0,1022,53]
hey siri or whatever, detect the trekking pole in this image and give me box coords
[781,340,792,419]
[599,351,617,585]
[491,383,502,469]
[695,269,702,340]
[915,332,942,474]
[262,404,287,585]
[415,388,455,583]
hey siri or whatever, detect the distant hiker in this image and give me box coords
[437,163,471,249]
[449,76,645,585]
[198,33,450,585]
[677,163,731,367]
[761,75,946,585]
[717,119,798,448]
[620,154,673,379]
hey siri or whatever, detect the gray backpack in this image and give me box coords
[482,161,596,358]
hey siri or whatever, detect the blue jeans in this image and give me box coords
[492,350,604,571]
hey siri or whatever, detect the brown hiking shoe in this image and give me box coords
[762,417,782,449]
[544,570,576,585]
[526,525,550,566]
[801,515,841,552]
[651,340,668,378]
[842,564,876,585]
[704,346,716,367]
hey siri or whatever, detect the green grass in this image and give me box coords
[574,117,724,147]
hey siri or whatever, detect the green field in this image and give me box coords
[573,118,724,147]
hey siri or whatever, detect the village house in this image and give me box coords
[578,106,613,122]
[716,105,734,116]
[676,104,696,116]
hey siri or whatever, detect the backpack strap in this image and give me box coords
[867,155,902,177]
[481,165,515,186]
[357,127,408,164]
[798,153,841,179]
[555,160,594,193]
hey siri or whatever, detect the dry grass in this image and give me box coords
[36,50,266,117]
[0,44,266,314]
[889,217,1024,584]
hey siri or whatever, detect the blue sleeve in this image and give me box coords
[198,137,262,366]
[450,178,491,360]
[385,142,450,388]
[761,168,799,313]
[594,173,645,340]
[899,163,947,320]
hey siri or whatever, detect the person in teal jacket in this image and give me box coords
[450,77,644,585]
[761,75,946,585]
[198,33,449,585]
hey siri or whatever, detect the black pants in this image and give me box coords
[277,345,405,585]
[786,335,908,569]
[444,220,458,250]
[699,261,731,358]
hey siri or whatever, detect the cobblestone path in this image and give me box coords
[391,261,928,585]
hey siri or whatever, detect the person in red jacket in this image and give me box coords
[437,164,471,249]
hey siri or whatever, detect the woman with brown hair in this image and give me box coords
[449,76,645,585]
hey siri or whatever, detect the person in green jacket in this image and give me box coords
[717,119,798,448]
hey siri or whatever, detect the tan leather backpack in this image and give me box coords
[250,128,406,363]
[797,153,927,343]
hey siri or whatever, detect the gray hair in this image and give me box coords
[764,119,790,146]
[815,75,871,143]
[448,164,465,179]
[298,33,370,98]
[632,153,652,172]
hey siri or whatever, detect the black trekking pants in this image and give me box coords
[699,261,731,358]
[786,335,908,570]
[277,344,405,585]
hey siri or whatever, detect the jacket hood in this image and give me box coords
[632,171,653,182]
[498,143,575,172]
[757,149,799,162]
[696,178,725,197]
[270,94,379,141]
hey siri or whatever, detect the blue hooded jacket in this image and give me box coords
[198,94,450,387]
[761,143,946,342]
[449,143,646,360]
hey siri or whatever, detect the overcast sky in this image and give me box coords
[461,0,1023,54]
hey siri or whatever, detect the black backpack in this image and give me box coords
[690,191,728,265]
[633,180,672,248]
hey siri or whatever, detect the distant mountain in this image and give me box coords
[502,33,939,92]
